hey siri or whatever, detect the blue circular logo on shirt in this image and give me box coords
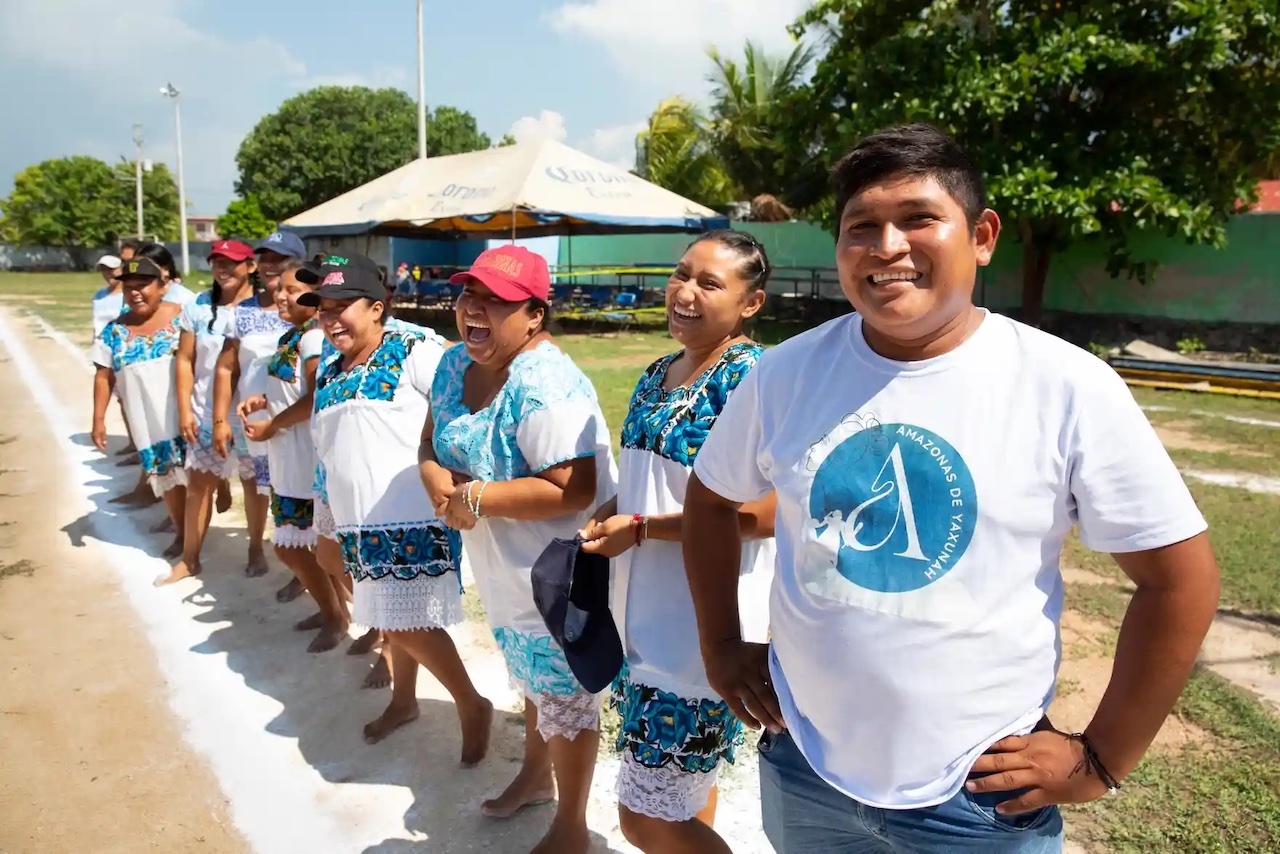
[807,422,977,593]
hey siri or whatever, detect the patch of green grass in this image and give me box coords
[1063,481,1280,615]
[1131,386,1280,425]
[462,588,488,624]
[1075,669,1280,852]
[0,559,35,580]
[1169,447,1280,478]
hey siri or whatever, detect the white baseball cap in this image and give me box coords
[97,254,122,269]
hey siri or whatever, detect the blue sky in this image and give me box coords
[1,0,810,216]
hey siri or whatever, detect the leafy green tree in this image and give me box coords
[635,97,736,209]
[1,156,118,246]
[787,0,1280,323]
[235,86,494,222]
[495,133,518,147]
[705,40,826,209]
[216,194,276,240]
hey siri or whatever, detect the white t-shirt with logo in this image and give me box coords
[692,310,1207,809]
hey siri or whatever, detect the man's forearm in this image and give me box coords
[683,474,746,656]
[1085,549,1219,780]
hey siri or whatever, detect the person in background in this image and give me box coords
[166,240,260,587]
[423,246,616,854]
[92,255,124,340]
[212,232,302,585]
[684,124,1221,853]
[239,258,348,651]
[580,230,777,854]
[303,252,493,754]
[90,256,188,562]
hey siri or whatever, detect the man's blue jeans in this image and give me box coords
[759,730,1063,853]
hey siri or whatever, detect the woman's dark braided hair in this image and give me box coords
[686,229,772,291]
[207,253,257,332]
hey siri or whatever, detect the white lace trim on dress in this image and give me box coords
[615,749,719,822]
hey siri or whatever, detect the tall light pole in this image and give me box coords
[160,82,189,276]
[132,123,145,238]
[416,0,427,159]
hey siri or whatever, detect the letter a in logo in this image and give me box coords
[807,423,977,593]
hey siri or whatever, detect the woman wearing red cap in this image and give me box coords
[422,245,617,854]
[211,238,295,585]
[165,239,263,587]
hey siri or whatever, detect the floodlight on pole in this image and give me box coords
[160,82,190,277]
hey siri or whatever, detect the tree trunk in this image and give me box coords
[1018,221,1053,328]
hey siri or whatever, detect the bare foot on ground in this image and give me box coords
[276,576,304,602]
[155,560,199,587]
[161,536,184,559]
[110,486,159,506]
[362,652,392,689]
[459,697,494,767]
[116,452,140,467]
[244,550,269,578]
[294,611,324,631]
[307,622,349,654]
[215,481,232,513]
[363,699,420,744]
[531,819,590,854]
[347,627,380,656]
[115,441,137,455]
[481,764,555,819]
[150,516,174,534]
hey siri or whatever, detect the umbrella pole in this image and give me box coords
[510,205,517,243]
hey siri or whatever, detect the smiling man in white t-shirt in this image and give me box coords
[683,124,1221,853]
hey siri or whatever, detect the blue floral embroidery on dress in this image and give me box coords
[609,663,743,773]
[234,298,292,338]
[271,493,314,530]
[431,341,600,481]
[314,330,425,413]
[312,461,328,504]
[620,343,761,467]
[337,523,461,582]
[267,320,318,384]
[138,437,186,478]
[492,627,584,696]
[251,455,271,489]
[100,317,182,373]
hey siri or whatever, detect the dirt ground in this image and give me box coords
[0,323,245,853]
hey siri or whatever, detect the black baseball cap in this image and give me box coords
[119,257,165,280]
[531,535,623,694]
[296,252,384,306]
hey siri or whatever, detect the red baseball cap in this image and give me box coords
[207,239,255,263]
[449,245,550,303]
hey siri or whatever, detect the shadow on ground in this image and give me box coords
[66,431,620,852]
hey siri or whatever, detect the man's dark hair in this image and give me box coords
[830,124,987,231]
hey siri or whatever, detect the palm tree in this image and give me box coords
[705,40,819,207]
[634,97,736,209]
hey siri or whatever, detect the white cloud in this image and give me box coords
[0,0,411,214]
[509,110,570,144]
[547,0,812,96]
[507,109,641,170]
[579,122,646,170]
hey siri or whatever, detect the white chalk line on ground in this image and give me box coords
[1142,404,1280,429]
[0,309,397,853]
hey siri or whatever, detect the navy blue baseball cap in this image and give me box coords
[255,230,307,259]
[531,535,623,694]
